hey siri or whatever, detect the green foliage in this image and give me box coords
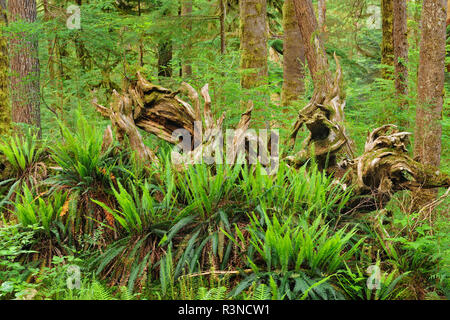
[93,179,178,234]
[197,286,228,300]
[48,113,116,193]
[0,223,40,300]
[11,185,69,235]
[0,127,44,177]
[336,263,410,300]
[225,205,363,275]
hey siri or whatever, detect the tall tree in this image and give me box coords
[8,0,40,132]
[220,0,226,54]
[0,0,9,135]
[381,0,394,79]
[181,0,192,77]
[292,0,330,87]
[281,0,305,108]
[414,0,447,205]
[318,0,326,32]
[393,0,408,110]
[239,0,268,89]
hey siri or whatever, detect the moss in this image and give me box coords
[0,6,10,135]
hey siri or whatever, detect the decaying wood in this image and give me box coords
[286,54,354,171]
[93,72,274,171]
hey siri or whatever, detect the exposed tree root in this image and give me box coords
[94,71,449,212]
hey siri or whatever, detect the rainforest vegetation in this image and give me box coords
[0,0,449,301]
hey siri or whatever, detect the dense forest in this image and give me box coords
[0,0,448,301]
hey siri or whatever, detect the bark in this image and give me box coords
[220,0,226,54]
[413,0,447,207]
[290,0,354,169]
[8,0,41,132]
[318,0,326,32]
[381,0,394,79]
[181,0,192,77]
[43,0,55,81]
[239,0,268,89]
[414,0,446,168]
[292,0,331,88]
[448,0,450,25]
[281,0,305,108]
[393,0,408,108]
[158,41,173,78]
[0,0,10,135]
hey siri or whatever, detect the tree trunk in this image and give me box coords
[8,0,41,133]
[413,0,447,207]
[393,0,408,110]
[318,0,326,33]
[292,0,330,88]
[220,0,226,54]
[181,0,192,77]
[43,0,55,81]
[158,41,173,78]
[239,0,268,89]
[0,0,10,135]
[381,0,394,79]
[281,0,305,108]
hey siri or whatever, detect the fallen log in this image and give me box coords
[93,72,276,172]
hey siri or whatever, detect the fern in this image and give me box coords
[197,286,227,300]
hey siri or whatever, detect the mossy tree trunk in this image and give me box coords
[0,0,10,135]
[393,0,408,111]
[381,0,394,79]
[8,0,41,133]
[158,41,173,78]
[220,0,226,54]
[413,0,447,208]
[281,0,305,109]
[181,0,192,78]
[239,0,268,89]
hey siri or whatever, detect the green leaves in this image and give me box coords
[11,184,69,235]
[49,113,116,193]
[226,205,362,276]
[0,127,44,176]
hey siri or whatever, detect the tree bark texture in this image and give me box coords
[414,0,446,168]
[0,0,10,135]
[318,0,326,32]
[381,0,394,79]
[181,0,192,77]
[393,0,408,103]
[281,0,305,108]
[292,0,330,88]
[220,0,226,54]
[239,0,268,89]
[8,0,41,131]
